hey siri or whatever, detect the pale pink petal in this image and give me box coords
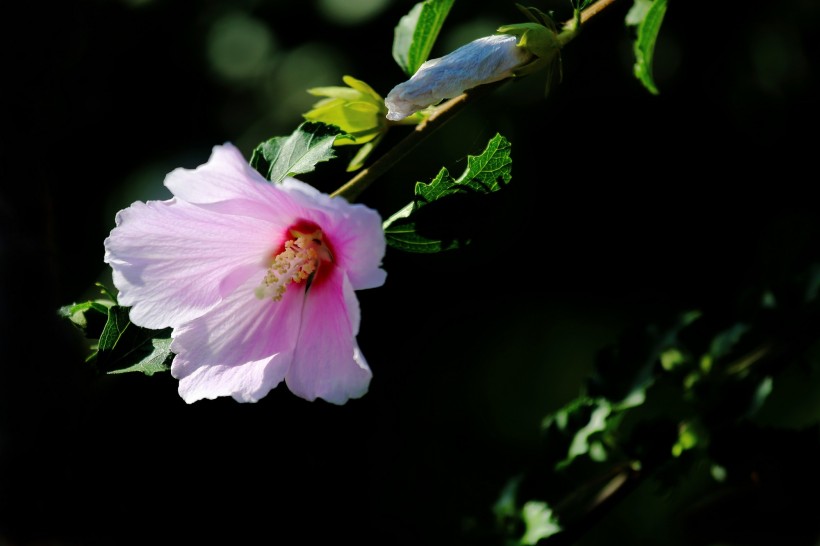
[285,268,371,404]
[165,144,317,223]
[104,199,280,330]
[174,355,291,404]
[170,275,305,403]
[319,202,387,290]
[164,143,270,205]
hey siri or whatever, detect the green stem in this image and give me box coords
[329,81,504,201]
[330,0,621,202]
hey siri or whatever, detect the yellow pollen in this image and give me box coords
[255,230,327,301]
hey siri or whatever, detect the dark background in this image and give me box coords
[2,0,819,544]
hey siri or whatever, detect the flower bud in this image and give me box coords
[384,34,532,121]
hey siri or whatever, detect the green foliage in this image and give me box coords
[250,121,347,183]
[392,0,455,76]
[107,337,174,376]
[382,133,512,252]
[59,284,172,375]
[490,270,820,544]
[626,0,668,95]
[520,501,562,544]
[542,397,615,469]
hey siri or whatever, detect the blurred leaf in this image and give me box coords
[493,475,523,522]
[671,422,700,458]
[541,397,617,470]
[660,347,686,371]
[807,263,820,302]
[250,122,347,183]
[587,310,700,405]
[709,323,751,362]
[107,336,173,376]
[748,375,773,416]
[392,0,455,76]
[562,402,612,468]
[520,501,561,545]
[626,0,667,95]
[571,0,596,9]
[383,133,512,252]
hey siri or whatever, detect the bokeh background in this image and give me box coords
[2,0,819,544]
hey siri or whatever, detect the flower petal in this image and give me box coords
[164,143,269,205]
[170,275,305,403]
[174,355,291,404]
[104,198,281,329]
[285,268,371,404]
[279,178,387,291]
[164,143,318,224]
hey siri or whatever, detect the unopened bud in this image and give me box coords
[385,34,532,121]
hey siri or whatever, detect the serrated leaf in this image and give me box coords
[107,336,173,376]
[392,0,455,76]
[383,133,512,253]
[250,122,347,183]
[627,0,667,95]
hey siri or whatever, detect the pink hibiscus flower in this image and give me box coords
[103,143,387,404]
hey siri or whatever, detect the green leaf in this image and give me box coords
[627,0,668,95]
[392,0,455,76]
[98,305,132,352]
[250,122,347,183]
[541,397,616,470]
[587,309,700,405]
[96,318,173,375]
[383,133,512,253]
[59,284,173,375]
[107,336,173,376]
[58,300,113,331]
[520,501,562,545]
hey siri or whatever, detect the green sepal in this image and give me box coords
[383,133,512,253]
[496,22,561,77]
[346,134,384,172]
[303,75,388,147]
[498,5,564,96]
